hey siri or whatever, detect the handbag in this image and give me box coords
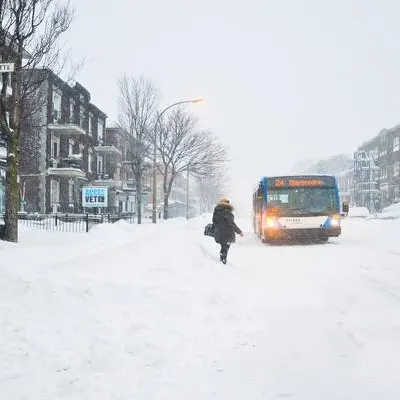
[204,223,215,237]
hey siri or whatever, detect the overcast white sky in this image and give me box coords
[64,0,400,212]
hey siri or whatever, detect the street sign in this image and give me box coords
[82,186,108,208]
[0,63,14,73]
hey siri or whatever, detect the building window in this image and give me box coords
[51,135,60,159]
[88,113,93,136]
[80,105,85,129]
[98,119,104,141]
[394,162,400,177]
[68,181,74,203]
[97,155,103,175]
[69,139,74,156]
[88,148,93,173]
[50,179,60,205]
[52,90,62,122]
[394,136,400,152]
[69,99,75,123]
[79,143,84,156]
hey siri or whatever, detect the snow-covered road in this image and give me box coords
[1,216,399,399]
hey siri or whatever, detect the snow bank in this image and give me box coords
[374,202,400,220]
[1,217,400,399]
[347,206,370,218]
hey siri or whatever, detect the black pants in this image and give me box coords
[220,242,231,261]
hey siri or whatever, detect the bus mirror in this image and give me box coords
[342,202,349,214]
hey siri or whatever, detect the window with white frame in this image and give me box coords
[88,113,93,136]
[69,99,75,123]
[88,148,93,173]
[80,105,85,129]
[68,181,74,203]
[69,139,74,156]
[50,179,60,204]
[394,136,400,152]
[97,155,103,175]
[394,161,400,177]
[98,119,104,141]
[79,143,84,156]
[52,90,62,121]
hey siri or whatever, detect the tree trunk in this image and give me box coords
[3,51,22,242]
[136,183,142,224]
[135,168,143,224]
[163,172,168,219]
[3,133,19,242]
[163,173,175,220]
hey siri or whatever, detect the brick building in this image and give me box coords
[355,126,400,209]
[19,70,107,213]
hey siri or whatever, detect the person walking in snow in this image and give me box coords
[212,198,243,264]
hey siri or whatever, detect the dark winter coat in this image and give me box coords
[212,202,242,244]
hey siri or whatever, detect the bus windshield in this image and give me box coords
[267,187,338,216]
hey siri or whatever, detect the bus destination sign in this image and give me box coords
[267,176,335,188]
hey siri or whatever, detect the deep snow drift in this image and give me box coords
[1,216,400,399]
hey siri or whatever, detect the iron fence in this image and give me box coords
[16,212,136,233]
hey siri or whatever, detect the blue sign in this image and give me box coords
[82,186,108,208]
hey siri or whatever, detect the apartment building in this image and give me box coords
[355,126,400,209]
[19,69,107,213]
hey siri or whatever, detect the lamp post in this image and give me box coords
[186,163,190,220]
[152,98,203,223]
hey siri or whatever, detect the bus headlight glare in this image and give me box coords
[330,216,340,226]
[266,217,279,228]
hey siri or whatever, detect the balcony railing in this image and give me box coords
[94,144,122,156]
[47,157,86,178]
[48,112,86,136]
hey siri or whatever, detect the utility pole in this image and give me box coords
[186,164,189,220]
[369,155,371,211]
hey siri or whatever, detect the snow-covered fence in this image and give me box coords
[16,212,136,233]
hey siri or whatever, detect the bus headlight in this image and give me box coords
[266,217,279,228]
[329,215,340,227]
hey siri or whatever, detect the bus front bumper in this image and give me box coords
[264,227,341,241]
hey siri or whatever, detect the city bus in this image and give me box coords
[252,175,344,242]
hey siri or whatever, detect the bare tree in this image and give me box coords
[0,0,74,242]
[156,107,227,219]
[117,74,158,224]
[198,165,229,214]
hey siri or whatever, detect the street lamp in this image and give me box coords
[152,98,203,223]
